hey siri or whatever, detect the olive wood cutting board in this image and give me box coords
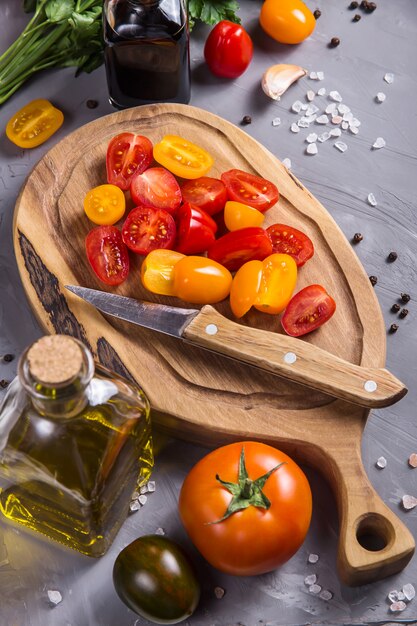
[13,103,414,586]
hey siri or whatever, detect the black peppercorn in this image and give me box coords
[241,115,252,125]
[0,379,9,389]
[391,303,401,313]
[360,0,369,9]
[401,293,411,303]
[399,308,409,319]
[389,323,399,333]
[349,1,359,7]
[387,251,398,262]
[86,99,99,109]
[353,14,361,21]
[330,37,340,47]
[3,354,14,363]
[352,233,363,243]
[313,9,321,19]
[367,1,376,10]
[369,275,378,286]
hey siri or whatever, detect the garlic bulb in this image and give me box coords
[262,64,307,101]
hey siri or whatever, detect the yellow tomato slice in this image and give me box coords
[141,249,185,296]
[153,135,214,179]
[84,184,126,225]
[230,260,263,318]
[254,253,297,314]
[6,99,64,149]
[173,256,232,304]
[224,201,265,231]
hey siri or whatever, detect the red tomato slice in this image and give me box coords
[106,133,153,191]
[266,224,314,267]
[207,227,273,272]
[221,169,279,212]
[181,177,228,216]
[281,285,336,337]
[130,167,182,214]
[86,225,129,286]
[175,202,218,255]
[122,206,176,255]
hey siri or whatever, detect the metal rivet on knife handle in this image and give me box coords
[284,352,297,364]
[205,324,218,336]
[364,380,378,393]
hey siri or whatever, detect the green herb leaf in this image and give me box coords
[45,0,75,22]
[190,0,240,26]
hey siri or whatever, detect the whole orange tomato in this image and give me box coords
[260,0,316,45]
[178,441,312,576]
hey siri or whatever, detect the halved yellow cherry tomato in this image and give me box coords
[230,260,263,318]
[153,135,214,179]
[6,99,64,149]
[224,201,265,231]
[84,184,126,225]
[173,256,232,304]
[255,253,297,314]
[141,249,185,296]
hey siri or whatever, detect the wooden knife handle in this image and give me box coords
[183,306,407,408]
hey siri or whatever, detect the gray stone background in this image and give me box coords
[0,1,417,624]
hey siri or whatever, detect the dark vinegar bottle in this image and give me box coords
[103,0,191,108]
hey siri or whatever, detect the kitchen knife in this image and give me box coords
[66,285,407,408]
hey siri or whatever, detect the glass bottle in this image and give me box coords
[103,0,191,109]
[0,335,153,557]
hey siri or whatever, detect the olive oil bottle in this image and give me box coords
[0,335,153,556]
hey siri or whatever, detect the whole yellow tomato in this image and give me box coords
[260,0,316,44]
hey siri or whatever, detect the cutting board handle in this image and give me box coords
[332,451,415,586]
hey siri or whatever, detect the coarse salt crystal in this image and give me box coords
[155,527,166,535]
[304,114,318,123]
[317,71,325,80]
[272,117,281,126]
[306,143,318,155]
[304,574,317,585]
[319,590,333,601]
[318,131,331,142]
[129,500,141,512]
[309,71,318,79]
[140,485,148,494]
[47,590,63,606]
[384,73,394,84]
[403,583,416,601]
[334,141,348,153]
[292,100,303,113]
[147,481,156,492]
[373,137,386,149]
[325,103,338,115]
[291,123,300,133]
[341,121,349,130]
[376,456,387,468]
[309,584,322,594]
[350,117,361,127]
[343,111,354,122]
[402,495,417,510]
[316,115,329,124]
[298,117,311,128]
[388,590,401,603]
[338,104,350,114]
[376,92,386,102]
[306,104,319,116]
[214,586,225,599]
[332,116,343,125]
[349,126,359,135]
[390,601,406,612]
[408,453,417,468]
[308,553,319,564]
[300,103,308,110]
[329,91,342,102]
[307,90,315,101]
[330,128,342,137]
[318,87,326,96]
[306,133,318,143]
[138,494,148,505]
[367,193,377,206]
[282,158,291,169]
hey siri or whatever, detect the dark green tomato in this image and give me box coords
[113,535,200,624]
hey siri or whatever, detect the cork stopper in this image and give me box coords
[27,335,83,385]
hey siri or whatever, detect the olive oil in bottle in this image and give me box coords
[0,335,153,556]
[103,0,191,108]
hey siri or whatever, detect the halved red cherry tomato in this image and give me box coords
[173,256,232,304]
[122,206,176,255]
[106,133,153,190]
[266,224,314,267]
[6,99,64,149]
[175,202,217,255]
[224,201,265,231]
[130,167,182,214]
[281,285,336,337]
[141,249,185,296]
[207,227,273,272]
[230,260,263,318]
[84,184,126,225]
[86,225,129,286]
[221,170,279,212]
[181,177,227,216]
[153,135,214,179]
[204,21,253,79]
[255,254,297,314]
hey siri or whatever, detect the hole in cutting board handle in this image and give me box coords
[355,513,394,552]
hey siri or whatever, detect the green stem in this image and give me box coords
[0,6,48,67]
[241,478,254,499]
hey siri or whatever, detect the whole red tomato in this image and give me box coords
[179,441,312,576]
[204,21,253,79]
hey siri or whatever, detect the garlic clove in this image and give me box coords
[262,64,307,101]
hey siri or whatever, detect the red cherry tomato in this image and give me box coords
[106,133,153,190]
[207,227,273,272]
[86,225,129,286]
[130,167,182,214]
[266,223,314,267]
[180,177,228,216]
[175,202,218,255]
[281,284,336,337]
[122,206,176,255]
[221,169,279,212]
[204,21,253,79]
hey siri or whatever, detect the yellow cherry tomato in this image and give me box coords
[6,99,64,149]
[84,184,126,225]
[259,0,316,45]
[230,260,263,318]
[141,249,185,296]
[173,256,232,304]
[153,135,214,179]
[224,201,265,231]
[255,253,297,314]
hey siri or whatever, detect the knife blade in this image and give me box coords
[66,285,407,409]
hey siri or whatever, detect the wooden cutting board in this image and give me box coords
[13,103,414,586]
